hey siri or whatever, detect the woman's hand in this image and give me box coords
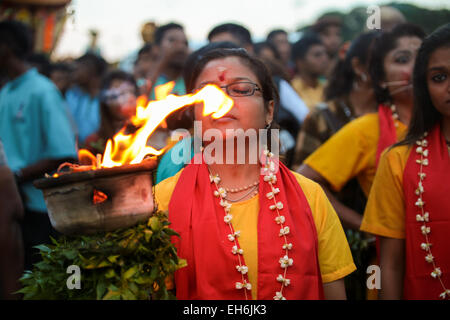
[297,164,363,230]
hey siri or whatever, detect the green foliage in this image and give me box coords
[17,211,186,300]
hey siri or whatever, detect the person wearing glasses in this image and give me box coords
[83,70,138,154]
[155,48,355,300]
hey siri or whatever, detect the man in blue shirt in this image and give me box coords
[0,21,77,270]
[65,53,107,145]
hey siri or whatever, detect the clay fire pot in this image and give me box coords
[34,159,157,235]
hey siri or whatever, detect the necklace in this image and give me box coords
[209,149,293,300]
[414,133,450,299]
[225,185,259,203]
[390,103,400,128]
[224,180,259,193]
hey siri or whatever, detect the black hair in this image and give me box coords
[207,23,252,47]
[267,29,288,42]
[324,31,379,101]
[0,20,33,60]
[50,62,72,74]
[253,41,290,81]
[101,70,138,93]
[291,33,323,61]
[135,43,153,65]
[254,41,281,61]
[138,43,153,57]
[368,23,426,104]
[154,22,184,45]
[76,52,108,76]
[28,52,51,77]
[397,23,450,147]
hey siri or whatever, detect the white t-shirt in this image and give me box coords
[279,79,309,124]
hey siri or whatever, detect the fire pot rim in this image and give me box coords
[33,158,157,190]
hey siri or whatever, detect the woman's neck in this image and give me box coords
[392,98,413,127]
[206,143,262,188]
[208,161,260,176]
[208,161,261,189]
[347,88,377,117]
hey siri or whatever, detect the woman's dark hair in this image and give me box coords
[186,48,279,106]
[324,31,379,101]
[369,23,426,104]
[183,41,240,86]
[97,70,138,142]
[186,48,280,150]
[397,23,450,147]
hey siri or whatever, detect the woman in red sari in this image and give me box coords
[361,23,450,299]
[155,48,355,300]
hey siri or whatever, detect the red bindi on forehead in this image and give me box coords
[217,67,227,82]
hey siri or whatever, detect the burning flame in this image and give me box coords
[93,189,108,204]
[153,81,175,129]
[78,82,234,169]
[155,81,175,100]
[78,149,98,168]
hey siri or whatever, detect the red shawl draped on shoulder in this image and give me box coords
[376,104,399,167]
[402,124,450,299]
[168,153,324,300]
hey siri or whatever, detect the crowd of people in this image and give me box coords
[0,4,449,301]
